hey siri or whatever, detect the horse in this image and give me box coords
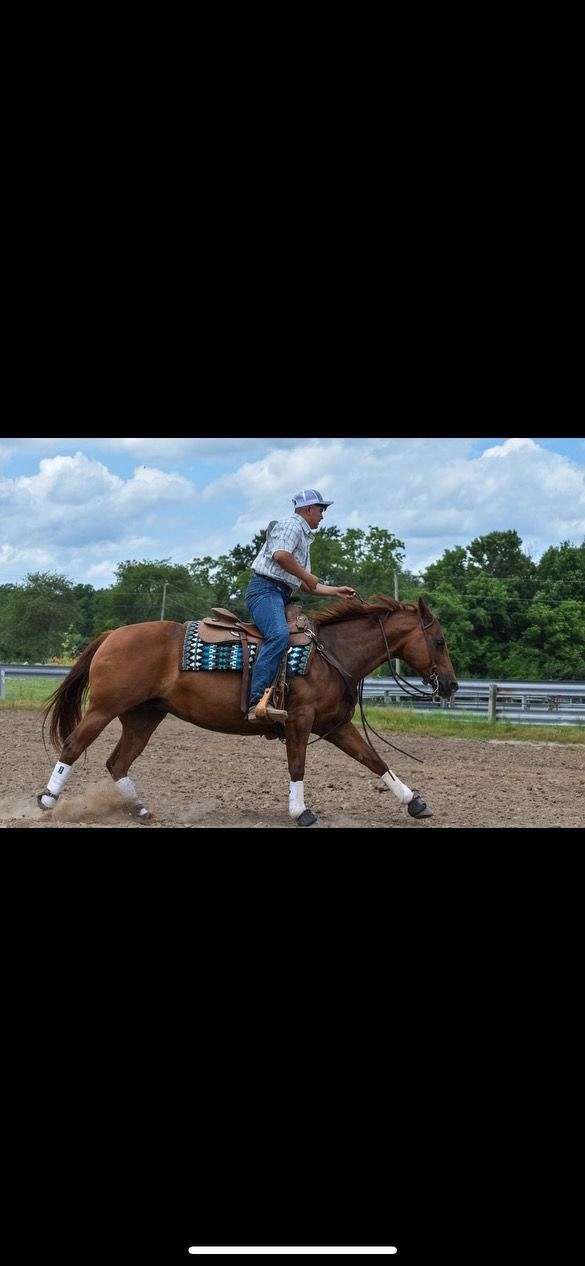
[37,593,458,826]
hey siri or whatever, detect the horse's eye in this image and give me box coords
[434,637,445,649]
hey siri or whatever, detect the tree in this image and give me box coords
[72,584,99,642]
[59,623,86,661]
[467,530,537,603]
[95,560,197,630]
[522,598,585,679]
[423,547,469,595]
[188,556,226,617]
[303,526,406,613]
[0,573,82,661]
[422,533,540,677]
[419,582,475,676]
[534,541,585,605]
[356,527,405,596]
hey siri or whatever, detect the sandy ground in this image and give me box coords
[0,710,583,829]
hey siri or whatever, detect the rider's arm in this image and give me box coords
[273,549,319,591]
[273,551,353,597]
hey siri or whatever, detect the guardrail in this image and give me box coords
[2,664,585,726]
[361,678,585,726]
[0,664,69,699]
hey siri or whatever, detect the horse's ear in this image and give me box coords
[418,595,433,621]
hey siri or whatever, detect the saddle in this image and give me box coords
[196,605,314,713]
[198,605,312,645]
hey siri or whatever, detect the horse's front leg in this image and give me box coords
[323,721,432,820]
[285,706,317,827]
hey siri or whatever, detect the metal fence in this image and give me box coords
[0,664,68,699]
[361,677,585,726]
[2,664,585,726]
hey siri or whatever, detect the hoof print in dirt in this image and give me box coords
[407,794,432,819]
[296,809,318,827]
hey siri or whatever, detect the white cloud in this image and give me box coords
[0,453,195,581]
[1,438,583,587]
[200,436,585,571]
[1,436,321,463]
[85,560,119,581]
[0,544,55,572]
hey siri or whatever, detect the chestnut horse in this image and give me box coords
[38,594,458,826]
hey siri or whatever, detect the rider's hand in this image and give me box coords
[314,582,356,597]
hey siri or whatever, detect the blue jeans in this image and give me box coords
[245,572,294,706]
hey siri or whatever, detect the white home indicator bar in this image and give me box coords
[187,1251,398,1256]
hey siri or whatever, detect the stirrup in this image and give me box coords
[254,687,288,721]
[247,703,288,724]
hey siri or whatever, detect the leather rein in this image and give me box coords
[307,598,440,763]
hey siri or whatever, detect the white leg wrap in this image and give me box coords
[381,769,414,805]
[41,761,72,807]
[115,776,149,817]
[289,780,307,819]
[116,776,139,802]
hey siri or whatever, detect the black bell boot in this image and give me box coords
[407,791,432,819]
[296,809,318,827]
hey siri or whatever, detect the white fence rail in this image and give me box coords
[2,664,585,726]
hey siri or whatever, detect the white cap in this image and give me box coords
[292,488,333,509]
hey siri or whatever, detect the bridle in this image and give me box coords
[376,608,441,701]
[306,597,442,762]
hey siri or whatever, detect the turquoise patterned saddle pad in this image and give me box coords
[181,621,313,676]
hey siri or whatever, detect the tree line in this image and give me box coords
[0,528,583,680]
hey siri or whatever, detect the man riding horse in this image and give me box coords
[36,488,459,826]
[245,489,356,723]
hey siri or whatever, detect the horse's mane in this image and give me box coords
[312,593,419,626]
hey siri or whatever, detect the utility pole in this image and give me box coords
[394,572,401,676]
[160,581,169,620]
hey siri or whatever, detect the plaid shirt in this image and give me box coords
[251,514,313,590]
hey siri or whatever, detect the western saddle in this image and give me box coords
[196,605,314,718]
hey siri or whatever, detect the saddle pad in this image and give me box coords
[180,621,313,676]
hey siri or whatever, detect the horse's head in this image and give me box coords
[397,597,458,700]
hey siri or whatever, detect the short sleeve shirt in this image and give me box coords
[251,514,313,589]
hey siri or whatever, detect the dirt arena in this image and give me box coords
[0,709,583,829]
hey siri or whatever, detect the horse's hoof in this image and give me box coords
[296,809,318,827]
[407,794,432,819]
[37,792,54,811]
[130,803,151,821]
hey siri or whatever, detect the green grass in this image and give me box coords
[0,676,58,706]
[1,681,583,743]
[361,706,585,744]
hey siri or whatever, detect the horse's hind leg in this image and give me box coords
[38,706,116,809]
[106,704,167,819]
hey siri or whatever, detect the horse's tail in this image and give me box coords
[42,631,112,753]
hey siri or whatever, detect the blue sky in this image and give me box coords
[1,436,583,587]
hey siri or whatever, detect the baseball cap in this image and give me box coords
[292,488,333,509]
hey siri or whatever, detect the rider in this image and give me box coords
[244,488,356,723]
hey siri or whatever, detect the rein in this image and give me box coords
[376,607,440,701]
[306,592,439,762]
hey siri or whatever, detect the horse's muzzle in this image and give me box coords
[438,675,458,699]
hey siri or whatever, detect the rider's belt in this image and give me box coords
[250,572,295,599]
